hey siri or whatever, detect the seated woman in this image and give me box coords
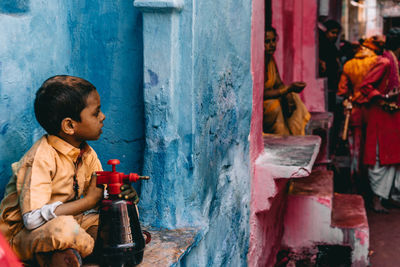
[263,27,310,135]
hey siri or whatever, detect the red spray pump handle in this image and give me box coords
[96,159,149,195]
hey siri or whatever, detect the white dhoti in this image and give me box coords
[369,143,400,200]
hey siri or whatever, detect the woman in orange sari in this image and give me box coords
[263,27,310,135]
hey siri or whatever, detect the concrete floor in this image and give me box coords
[367,207,400,266]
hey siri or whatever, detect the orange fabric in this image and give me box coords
[263,57,310,135]
[362,37,379,53]
[0,135,102,259]
[12,214,98,261]
[265,56,282,90]
[337,47,378,104]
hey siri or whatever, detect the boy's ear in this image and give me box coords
[60,118,75,135]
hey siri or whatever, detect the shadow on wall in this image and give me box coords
[0,0,30,14]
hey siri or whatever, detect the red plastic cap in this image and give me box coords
[107,159,120,165]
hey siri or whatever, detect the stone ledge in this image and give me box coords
[252,134,321,214]
[134,0,184,13]
[139,227,201,266]
[82,227,201,267]
[257,134,321,179]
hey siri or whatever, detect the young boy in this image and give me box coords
[0,75,137,266]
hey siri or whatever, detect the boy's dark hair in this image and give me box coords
[34,75,97,135]
[386,27,400,51]
[323,19,342,32]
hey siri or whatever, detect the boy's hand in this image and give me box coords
[85,173,104,207]
[119,184,139,204]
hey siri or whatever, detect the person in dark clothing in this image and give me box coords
[319,19,342,109]
[339,34,357,64]
[319,19,343,155]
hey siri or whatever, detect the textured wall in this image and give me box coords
[135,0,252,265]
[184,1,252,264]
[0,1,144,196]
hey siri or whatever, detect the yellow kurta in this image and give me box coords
[263,57,310,135]
[0,135,102,260]
[338,47,378,103]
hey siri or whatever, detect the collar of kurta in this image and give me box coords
[46,135,91,163]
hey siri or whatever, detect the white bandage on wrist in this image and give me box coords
[22,201,63,230]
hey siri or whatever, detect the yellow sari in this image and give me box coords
[263,57,310,135]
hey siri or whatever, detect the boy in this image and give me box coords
[0,75,137,266]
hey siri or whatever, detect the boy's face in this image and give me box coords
[73,90,105,142]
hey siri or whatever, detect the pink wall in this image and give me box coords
[249,0,264,163]
[273,0,326,112]
[248,0,267,264]
[249,0,324,266]
[249,0,288,265]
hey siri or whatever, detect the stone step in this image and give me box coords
[282,170,340,249]
[288,169,333,198]
[331,193,368,229]
[281,172,369,266]
[331,193,369,267]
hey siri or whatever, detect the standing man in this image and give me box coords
[337,37,383,194]
[360,28,400,213]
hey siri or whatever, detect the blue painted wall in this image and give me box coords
[181,1,252,265]
[1,0,252,265]
[136,0,252,265]
[0,1,144,195]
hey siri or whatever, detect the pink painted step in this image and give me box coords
[282,170,339,249]
[288,169,333,197]
[282,171,369,266]
[331,193,369,267]
[331,193,368,229]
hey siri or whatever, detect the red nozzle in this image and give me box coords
[95,159,149,195]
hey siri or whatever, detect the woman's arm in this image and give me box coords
[264,85,290,100]
[263,82,306,100]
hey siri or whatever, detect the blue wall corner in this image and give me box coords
[0,0,144,196]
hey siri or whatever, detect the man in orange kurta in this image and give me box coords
[337,37,383,191]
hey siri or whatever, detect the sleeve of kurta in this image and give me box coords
[359,57,391,101]
[18,146,56,215]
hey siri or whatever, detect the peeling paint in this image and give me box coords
[315,196,332,208]
[147,69,159,86]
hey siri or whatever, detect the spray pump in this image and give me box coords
[95,159,150,267]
